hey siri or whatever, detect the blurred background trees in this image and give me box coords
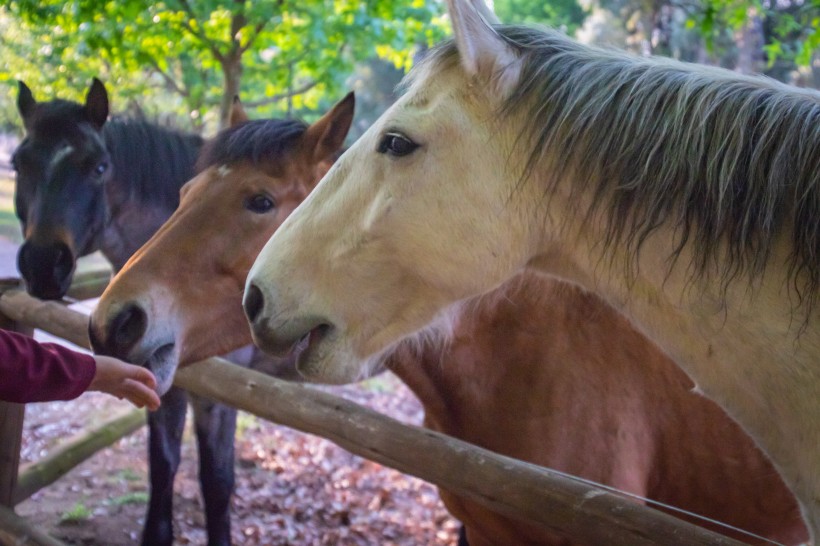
[1,0,448,133]
[0,0,817,136]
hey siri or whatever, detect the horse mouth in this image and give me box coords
[293,324,332,374]
[145,342,177,395]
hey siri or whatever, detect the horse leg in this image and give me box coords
[142,386,188,546]
[458,524,470,546]
[191,393,237,546]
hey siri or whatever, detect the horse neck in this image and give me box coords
[527,176,820,531]
[98,121,201,270]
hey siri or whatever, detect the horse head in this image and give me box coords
[89,93,354,394]
[12,78,111,299]
[243,0,530,384]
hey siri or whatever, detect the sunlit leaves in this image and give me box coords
[2,0,448,132]
[692,0,819,66]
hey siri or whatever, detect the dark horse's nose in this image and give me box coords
[18,241,75,300]
[88,303,147,359]
[244,283,265,324]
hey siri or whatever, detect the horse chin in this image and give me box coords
[145,343,178,396]
[293,327,369,385]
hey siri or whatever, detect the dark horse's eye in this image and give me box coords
[245,194,275,214]
[95,162,108,176]
[377,133,419,157]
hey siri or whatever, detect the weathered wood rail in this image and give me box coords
[0,281,755,546]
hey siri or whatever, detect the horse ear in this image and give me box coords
[229,95,250,127]
[446,0,520,98]
[303,92,354,163]
[17,81,37,128]
[84,78,109,130]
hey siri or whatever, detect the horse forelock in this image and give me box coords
[196,119,308,174]
[415,25,820,314]
[25,100,92,143]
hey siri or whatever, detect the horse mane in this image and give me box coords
[103,118,203,208]
[414,26,820,311]
[196,118,309,171]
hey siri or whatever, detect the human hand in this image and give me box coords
[89,355,161,411]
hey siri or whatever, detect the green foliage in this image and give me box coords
[494,0,587,34]
[692,0,819,66]
[108,491,149,506]
[111,468,143,483]
[236,411,258,439]
[60,502,92,522]
[1,0,448,132]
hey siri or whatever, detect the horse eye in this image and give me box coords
[245,194,275,214]
[95,162,108,176]
[377,133,419,157]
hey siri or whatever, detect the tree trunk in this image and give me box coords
[219,56,243,130]
[734,7,764,75]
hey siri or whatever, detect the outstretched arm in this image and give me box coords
[0,329,160,410]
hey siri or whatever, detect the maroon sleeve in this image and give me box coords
[0,329,96,403]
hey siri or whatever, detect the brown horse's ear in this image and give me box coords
[84,78,109,130]
[303,92,355,164]
[17,81,37,129]
[229,95,250,127]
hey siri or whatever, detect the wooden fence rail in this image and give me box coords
[0,286,753,546]
[0,505,65,546]
[13,408,144,505]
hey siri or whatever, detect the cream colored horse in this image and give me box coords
[245,0,820,539]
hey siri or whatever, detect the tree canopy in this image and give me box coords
[2,0,447,131]
[0,0,817,134]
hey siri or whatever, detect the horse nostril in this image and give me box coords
[109,304,147,357]
[52,242,74,283]
[244,283,265,323]
[17,240,77,300]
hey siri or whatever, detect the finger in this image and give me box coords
[130,366,158,390]
[122,379,162,411]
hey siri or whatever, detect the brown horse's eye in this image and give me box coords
[377,132,419,157]
[245,194,275,214]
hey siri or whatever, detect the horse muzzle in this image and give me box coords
[17,240,75,300]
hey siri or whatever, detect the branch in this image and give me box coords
[174,0,226,63]
[240,21,268,54]
[241,80,319,107]
[144,55,190,98]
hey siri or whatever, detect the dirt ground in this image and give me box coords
[0,165,460,545]
[15,375,461,546]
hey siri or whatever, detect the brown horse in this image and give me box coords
[90,101,807,544]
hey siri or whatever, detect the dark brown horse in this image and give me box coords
[90,96,807,544]
[11,80,296,546]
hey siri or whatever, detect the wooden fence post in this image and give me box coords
[0,279,31,509]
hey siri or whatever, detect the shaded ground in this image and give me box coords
[0,167,459,545]
[16,376,460,546]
